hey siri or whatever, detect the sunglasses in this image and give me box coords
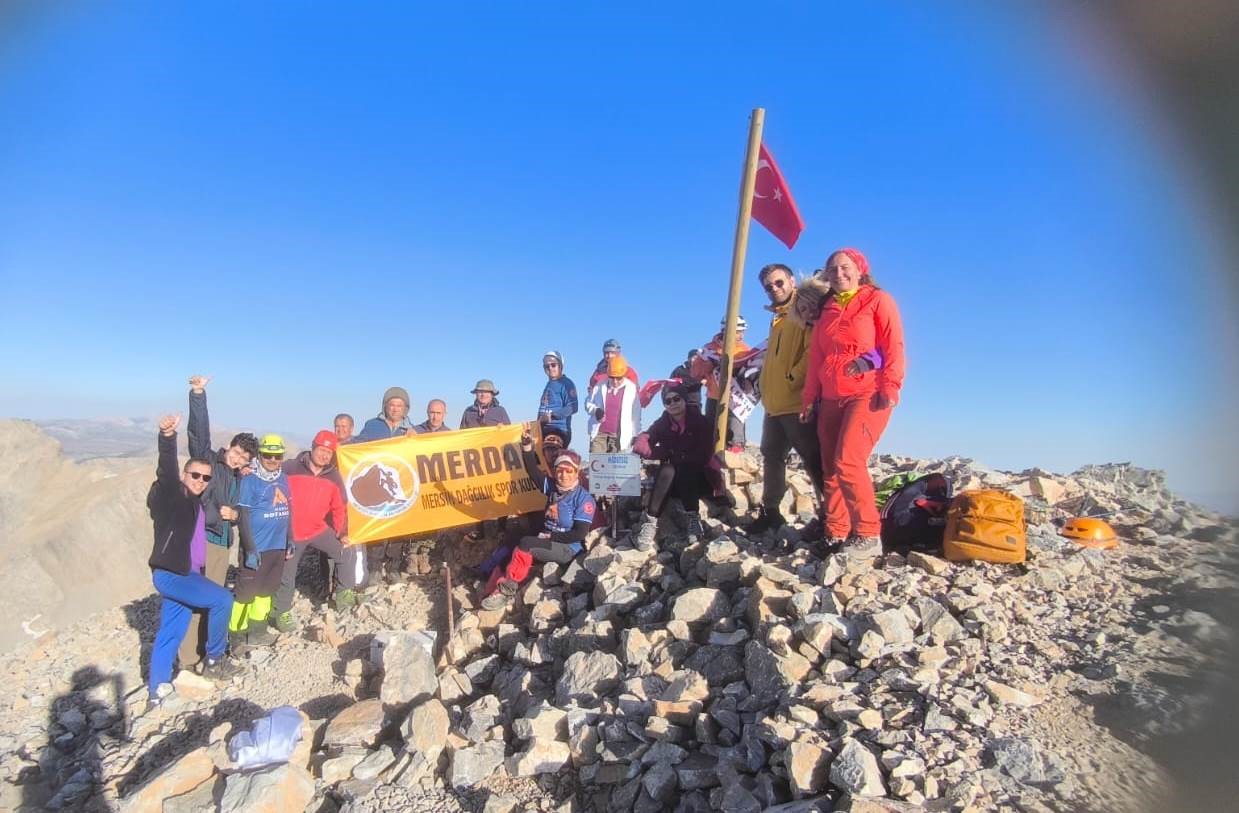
[663,395,684,404]
[762,279,788,293]
[543,363,560,369]
[260,453,284,461]
[187,471,213,482]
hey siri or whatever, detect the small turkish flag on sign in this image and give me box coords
[751,143,804,249]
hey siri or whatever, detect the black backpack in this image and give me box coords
[880,473,953,553]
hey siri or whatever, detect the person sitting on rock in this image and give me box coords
[479,430,597,611]
[631,382,717,549]
[473,427,572,580]
[146,414,243,707]
[230,434,294,650]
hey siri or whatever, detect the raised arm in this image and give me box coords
[186,375,212,458]
[156,414,182,486]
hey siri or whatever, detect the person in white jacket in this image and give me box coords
[586,356,642,454]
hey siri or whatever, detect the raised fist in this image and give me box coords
[159,414,181,435]
[188,375,211,393]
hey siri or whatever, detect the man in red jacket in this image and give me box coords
[272,430,361,632]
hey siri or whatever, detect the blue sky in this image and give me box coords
[1,3,1235,509]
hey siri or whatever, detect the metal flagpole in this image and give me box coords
[715,107,765,454]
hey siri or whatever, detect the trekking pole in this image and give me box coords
[442,563,456,664]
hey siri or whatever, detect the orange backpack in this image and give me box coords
[943,489,1026,563]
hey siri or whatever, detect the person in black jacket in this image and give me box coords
[178,375,257,671]
[631,383,715,549]
[146,414,242,705]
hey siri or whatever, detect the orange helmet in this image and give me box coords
[1060,517,1118,549]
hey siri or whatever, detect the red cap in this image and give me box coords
[833,247,870,278]
[313,430,338,451]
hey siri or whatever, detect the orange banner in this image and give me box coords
[336,423,547,543]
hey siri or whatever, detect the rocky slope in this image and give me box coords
[0,449,1234,813]
[0,420,299,652]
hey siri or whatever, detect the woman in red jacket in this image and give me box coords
[799,248,905,557]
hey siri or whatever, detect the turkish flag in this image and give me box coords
[750,143,804,249]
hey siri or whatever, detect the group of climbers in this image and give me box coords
[144,246,904,702]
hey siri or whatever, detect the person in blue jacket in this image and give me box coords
[229,434,293,649]
[538,350,578,445]
[480,435,596,611]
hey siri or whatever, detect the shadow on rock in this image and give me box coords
[115,696,265,799]
[299,692,355,721]
[22,665,130,812]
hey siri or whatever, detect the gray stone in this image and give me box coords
[438,667,473,704]
[676,752,721,791]
[557,650,622,705]
[379,631,438,706]
[720,782,763,813]
[670,588,731,624]
[621,628,652,666]
[161,775,223,813]
[460,694,502,742]
[985,737,1065,787]
[323,699,387,748]
[448,741,506,789]
[219,764,315,813]
[829,738,885,798]
[512,702,568,740]
[914,598,965,643]
[685,645,746,687]
[864,609,914,645]
[787,739,831,796]
[642,762,679,803]
[351,744,397,780]
[506,739,572,776]
[400,698,449,758]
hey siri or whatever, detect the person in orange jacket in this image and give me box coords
[799,248,905,559]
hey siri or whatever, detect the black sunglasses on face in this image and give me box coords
[261,453,283,461]
[543,363,560,369]
[663,395,683,404]
[187,471,213,482]
[763,279,787,293]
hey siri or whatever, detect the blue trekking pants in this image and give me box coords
[149,568,233,696]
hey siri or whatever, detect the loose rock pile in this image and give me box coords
[1,451,1234,812]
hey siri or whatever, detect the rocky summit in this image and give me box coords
[0,450,1234,812]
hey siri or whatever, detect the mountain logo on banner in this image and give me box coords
[347,455,420,519]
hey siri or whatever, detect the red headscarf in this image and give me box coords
[830,247,870,279]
